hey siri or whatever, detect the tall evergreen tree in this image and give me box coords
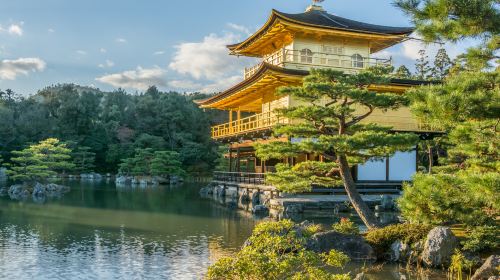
[394,65,412,78]
[396,0,499,247]
[150,151,185,177]
[395,0,499,69]
[432,48,453,79]
[254,68,419,229]
[72,146,96,173]
[415,50,432,80]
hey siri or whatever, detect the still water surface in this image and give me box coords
[0,180,446,280]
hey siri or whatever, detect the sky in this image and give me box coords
[0,0,476,95]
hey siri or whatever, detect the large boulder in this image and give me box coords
[115,175,132,185]
[32,182,47,198]
[306,230,376,261]
[0,186,8,196]
[8,184,31,200]
[252,205,269,216]
[251,191,260,206]
[471,255,500,280]
[421,226,458,267]
[239,189,250,204]
[45,183,70,196]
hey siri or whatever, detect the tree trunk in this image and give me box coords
[428,145,433,174]
[337,155,380,229]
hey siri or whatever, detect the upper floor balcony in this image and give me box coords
[211,110,436,140]
[244,48,392,79]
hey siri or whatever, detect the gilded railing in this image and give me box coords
[211,111,288,139]
[211,112,438,139]
[244,49,392,79]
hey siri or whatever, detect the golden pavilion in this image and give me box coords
[196,3,435,185]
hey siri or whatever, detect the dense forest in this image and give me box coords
[0,85,223,174]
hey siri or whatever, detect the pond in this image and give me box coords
[0,180,447,280]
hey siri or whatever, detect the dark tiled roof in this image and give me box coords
[275,9,414,35]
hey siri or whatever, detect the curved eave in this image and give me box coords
[228,9,414,56]
[195,63,307,111]
[195,67,435,111]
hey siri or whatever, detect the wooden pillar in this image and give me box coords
[236,148,241,172]
[237,110,241,133]
[228,148,233,172]
[229,110,233,133]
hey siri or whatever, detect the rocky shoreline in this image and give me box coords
[115,175,183,186]
[0,182,70,203]
[250,221,499,279]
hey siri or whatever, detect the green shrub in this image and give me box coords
[461,225,499,253]
[332,218,359,235]
[207,220,351,280]
[365,223,432,255]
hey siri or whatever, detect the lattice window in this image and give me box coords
[351,53,364,68]
[300,48,313,63]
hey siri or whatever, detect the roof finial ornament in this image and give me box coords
[307,0,326,12]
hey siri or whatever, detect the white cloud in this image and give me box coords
[0,57,46,80]
[198,75,243,93]
[168,79,202,90]
[96,66,166,90]
[0,23,24,36]
[48,28,55,33]
[153,50,165,55]
[115,38,127,43]
[169,33,253,80]
[100,48,107,53]
[227,23,252,35]
[76,50,87,55]
[168,75,243,93]
[98,59,115,68]
[8,24,23,36]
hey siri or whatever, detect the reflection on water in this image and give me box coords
[0,181,256,280]
[0,181,447,280]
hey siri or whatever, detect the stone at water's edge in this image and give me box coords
[388,240,424,263]
[421,226,458,267]
[306,230,376,262]
[471,255,500,280]
[6,183,70,201]
[8,184,30,200]
[252,205,269,216]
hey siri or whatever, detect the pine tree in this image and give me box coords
[395,0,499,69]
[7,148,54,183]
[150,151,185,177]
[394,65,412,78]
[30,138,75,174]
[72,146,96,173]
[214,145,230,171]
[432,48,453,79]
[254,67,419,229]
[7,138,75,182]
[415,50,431,80]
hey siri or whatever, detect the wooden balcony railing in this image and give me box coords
[213,171,267,185]
[211,111,288,139]
[211,112,438,139]
[244,49,392,79]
